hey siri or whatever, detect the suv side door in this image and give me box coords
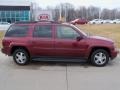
[31,24,55,56]
[54,25,87,57]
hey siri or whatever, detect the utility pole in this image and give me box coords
[99,8,101,19]
[59,4,62,21]
[115,9,118,19]
[65,5,67,22]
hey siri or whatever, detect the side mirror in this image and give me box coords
[76,36,83,41]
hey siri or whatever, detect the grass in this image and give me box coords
[77,24,120,48]
[0,31,5,48]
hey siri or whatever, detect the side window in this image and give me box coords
[33,25,52,38]
[56,26,80,39]
[5,25,28,37]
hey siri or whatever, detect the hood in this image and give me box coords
[89,36,114,43]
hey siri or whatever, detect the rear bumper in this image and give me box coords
[111,49,119,60]
[1,47,11,56]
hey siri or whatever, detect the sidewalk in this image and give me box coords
[0,52,120,90]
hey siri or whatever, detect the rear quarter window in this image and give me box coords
[5,25,28,37]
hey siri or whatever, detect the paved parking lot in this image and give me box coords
[0,51,120,90]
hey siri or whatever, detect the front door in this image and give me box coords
[54,25,87,58]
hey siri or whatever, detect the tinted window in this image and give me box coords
[56,26,80,39]
[33,25,52,38]
[5,25,28,37]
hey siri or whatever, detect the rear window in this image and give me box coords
[5,25,28,37]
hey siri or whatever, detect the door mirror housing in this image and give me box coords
[76,36,83,41]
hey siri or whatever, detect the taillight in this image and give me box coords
[2,39,11,47]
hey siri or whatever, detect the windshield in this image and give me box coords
[70,24,87,36]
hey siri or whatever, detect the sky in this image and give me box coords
[32,0,120,9]
[1,0,120,9]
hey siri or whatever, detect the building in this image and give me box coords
[0,0,31,23]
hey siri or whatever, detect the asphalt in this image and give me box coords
[0,51,120,90]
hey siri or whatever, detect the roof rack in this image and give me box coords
[14,21,61,24]
[14,21,37,24]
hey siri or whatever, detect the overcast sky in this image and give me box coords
[1,0,120,9]
[32,0,120,9]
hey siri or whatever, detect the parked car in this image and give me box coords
[89,19,104,24]
[2,21,118,66]
[70,19,88,25]
[0,22,10,25]
[110,19,120,24]
[103,19,112,24]
[0,22,11,30]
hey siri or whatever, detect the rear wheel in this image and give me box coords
[90,49,109,67]
[13,49,30,65]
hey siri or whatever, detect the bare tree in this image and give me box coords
[42,3,120,21]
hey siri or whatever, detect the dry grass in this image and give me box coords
[77,24,120,48]
[0,31,5,48]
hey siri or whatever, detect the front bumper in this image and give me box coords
[111,49,119,60]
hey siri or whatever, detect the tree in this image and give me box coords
[39,3,120,21]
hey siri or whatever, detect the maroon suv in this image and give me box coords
[1,21,118,66]
[70,19,88,25]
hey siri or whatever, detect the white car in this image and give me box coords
[89,19,104,24]
[103,19,112,24]
[110,19,120,24]
[0,22,11,31]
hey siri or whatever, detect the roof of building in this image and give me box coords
[0,0,31,6]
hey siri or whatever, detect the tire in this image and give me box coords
[13,49,30,65]
[90,49,109,67]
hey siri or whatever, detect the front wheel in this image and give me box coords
[90,49,109,67]
[13,49,30,65]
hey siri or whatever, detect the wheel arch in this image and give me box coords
[88,46,111,59]
[11,46,30,57]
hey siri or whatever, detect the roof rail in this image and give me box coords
[14,21,37,24]
[36,20,62,24]
[14,21,61,24]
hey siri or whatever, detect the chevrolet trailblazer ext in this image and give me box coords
[1,21,118,66]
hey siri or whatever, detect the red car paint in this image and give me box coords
[2,22,118,61]
[70,19,88,25]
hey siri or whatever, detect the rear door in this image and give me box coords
[31,24,55,56]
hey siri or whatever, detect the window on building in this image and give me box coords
[11,11,15,17]
[1,18,6,22]
[15,11,19,17]
[0,9,30,23]
[1,11,5,18]
[6,11,10,17]
[0,11,1,18]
